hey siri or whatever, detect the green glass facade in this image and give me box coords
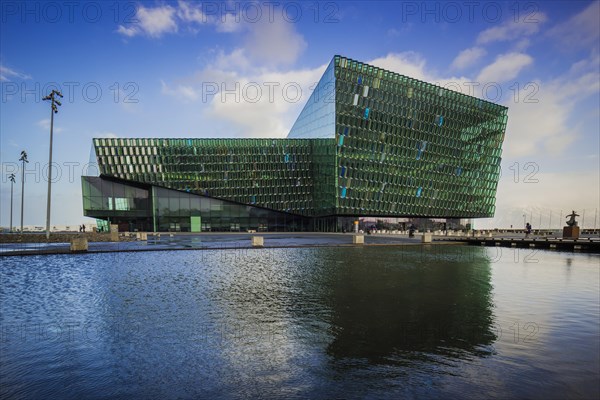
[331,56,507,218]
[90,138,336,217]
[84,55,507,231]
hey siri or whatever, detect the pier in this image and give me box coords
[438,236,600,253]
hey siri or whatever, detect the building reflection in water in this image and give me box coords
[324,246,497,364]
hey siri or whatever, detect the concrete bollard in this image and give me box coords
[109,224,119,242]
[353,235,365,245]
[421,233,433,243]
[136,232,148,241]
[70,237,88,252]
[251,236,264,247]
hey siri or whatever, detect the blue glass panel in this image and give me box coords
[364,108,370,119]
[338,135,344,146]
[416,187,422,197]
[341,187,347,198]
[287,58,336,138]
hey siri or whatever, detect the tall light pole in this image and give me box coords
[19,151,28,233]
[43,90,63,239]
[8,173,16,232]
[560,209,563,227]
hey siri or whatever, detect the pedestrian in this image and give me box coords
[82,224,86,233]
[526,222,532,237]
[409,224,416,238]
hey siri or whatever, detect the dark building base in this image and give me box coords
[83,176,472,233]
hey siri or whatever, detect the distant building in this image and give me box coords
[82,55,508,232]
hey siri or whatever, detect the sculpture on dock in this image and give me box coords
[566,210,579,227]
[563,210,580,239]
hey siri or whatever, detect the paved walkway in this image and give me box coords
[0,232,428,256]
[3,232,597,256]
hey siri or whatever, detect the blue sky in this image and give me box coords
[1,0,599,229]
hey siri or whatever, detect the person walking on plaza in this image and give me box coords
[525,222,532,237]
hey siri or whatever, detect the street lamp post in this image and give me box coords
[8,173,16,232]
[560,209,563,227]
[19,151,28,233]
[42,90,63,239]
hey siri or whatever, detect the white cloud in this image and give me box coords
[211,65,327,137]
[513,38,531,52]
[116,1,245,38]
[451,47,487,70]
[160,80,199,101]
[36,119,63,133]
[158,7,311,136]
[369,52,429,81]
[116,25,138,38]
[211,48,254,73]
[0,65,31,81]
[137,5,178,37]
[215,13,243,33]
[176,0,241,32]
[548,1,600,49]
[477,13,547,44]
[503,52,599,158]
[476,52,533,83]
[96,132,119,139]
[161,45,326,137]
[117,4,178,38]
[369,52,475,96]
[243,17,307,66]
[176,0,207,24]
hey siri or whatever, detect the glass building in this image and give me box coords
[83,55,508,232]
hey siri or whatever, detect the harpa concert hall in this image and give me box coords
[82,55,508,232]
